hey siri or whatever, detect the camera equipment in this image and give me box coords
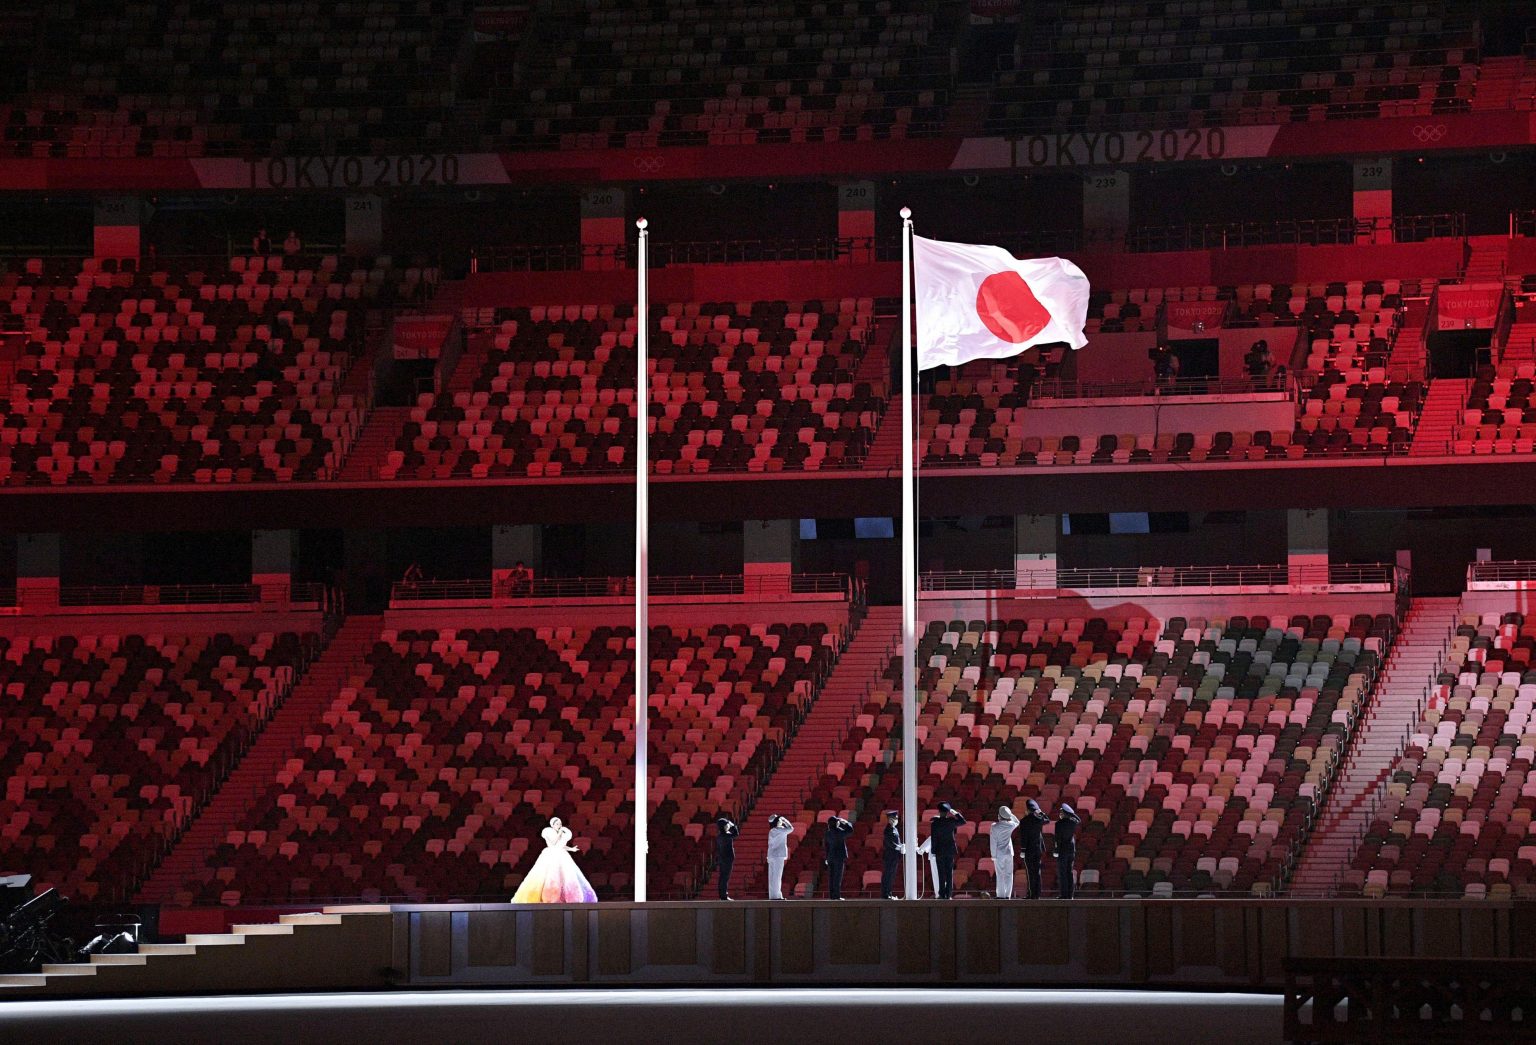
[0,886,75,974]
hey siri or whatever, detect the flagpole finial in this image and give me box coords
[636,217,648,230]
[899,207,912,221]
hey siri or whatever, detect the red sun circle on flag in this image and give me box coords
[975,270,1050,343]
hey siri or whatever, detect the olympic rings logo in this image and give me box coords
[1411,124,1448,143]
[632,155,665,173]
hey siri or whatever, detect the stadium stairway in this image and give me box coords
[1388,298,1429,376]
[135,617,382,904]
[856,316,900,471]
[728,604,902,897]
[862,397,906,473]
[1463,235,1510,283]
[1502,312,1536,364]
[0,908,392,993]
[1471,55,1529,110]
[1286,596,1460,896]
[336,406,410,481]
[1409,378,1470,456]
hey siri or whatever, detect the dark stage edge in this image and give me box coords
[0,987,1284,1045]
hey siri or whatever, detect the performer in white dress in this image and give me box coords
[990,806,1020,898]
[511,817,598,903]
[765,814,793,899]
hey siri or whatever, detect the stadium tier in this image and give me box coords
[377,297,884,479]
[8,1,471,158]
[1344,606,1536,899]
[139,613,847,905]
[479,0,954,150]
[0,254,417,485]
[986,1,1478,135]
[3,2,1529,159]
[0,627,321,902]
[776,608,1395,898]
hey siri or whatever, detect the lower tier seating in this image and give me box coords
[781,609,1392,898]
[175,615,846,904]
[1345,609,1536,898]
[0,628,320,901]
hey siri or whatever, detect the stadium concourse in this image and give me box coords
[3,1,1536,1042]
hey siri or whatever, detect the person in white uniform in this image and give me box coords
[766,814,793,900]
[990,806,1020,898]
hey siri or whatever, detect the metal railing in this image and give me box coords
[920,562,1399,593]
[1031,373,1293,401]
[24,582,327,608]
[1326,602,1456,896]
[1467,560,1536,586]
[392,572,851,604]
[1125,213,1466,254]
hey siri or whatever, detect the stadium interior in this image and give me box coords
[1,0,1536,1040]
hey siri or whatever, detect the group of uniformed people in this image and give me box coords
[713,801,1084,900]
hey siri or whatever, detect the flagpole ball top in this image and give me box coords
[636,217,648,230]
[899,207,912,220]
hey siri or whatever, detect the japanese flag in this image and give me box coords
[914,235,1090,370]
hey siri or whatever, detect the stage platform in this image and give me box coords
[3,898,1531,1000]
[0,987,1285,1045]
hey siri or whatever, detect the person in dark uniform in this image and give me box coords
[823,813,854,899]
[1053,803,1082,899]
[880,809,905,899]
[927,802,967,899]
[714,815,738,900]
[1018,799,1050,899]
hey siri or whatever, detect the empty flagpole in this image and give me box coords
[634,216,650,903]
[900,207,919,899]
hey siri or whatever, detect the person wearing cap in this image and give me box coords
[766,814,793,900]
[880,810,905,899]
[1018,799,1050,899]
[990,806,1020,899]
[927,802,967,899]
[714,815,738,900]
[823,813,855,899]
[1053,803,1083,899]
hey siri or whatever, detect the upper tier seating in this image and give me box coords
[987,1,1477,135]
[5,1,470,158]
[174,617,845,904]
[922,278,1431,467]
[381,299,883,479]
[0,254,399,484]
[1345,609,1536,899]
[477,0,952,150]
[0,628,319,902]
[0,2,1511,157]
[779,610,1392,898]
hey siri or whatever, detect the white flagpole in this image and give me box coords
[634,216,650,903]
[900,207,920,899]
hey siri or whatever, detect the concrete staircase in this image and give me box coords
[728,605,901,896]
[942,84,992,136]
[862,396,907,473]
[1408,378,1469,456]
[1287,596,1460,896]
[1463,235,1510,283]
[136,617,382,904]
[855,316,902,471]
[444,330,492,394]
[336,406,410,481]
[0,908,391,993]
[1387,298,1429,376]
[1470,55,1532,111]
[1500,310,1536,365]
